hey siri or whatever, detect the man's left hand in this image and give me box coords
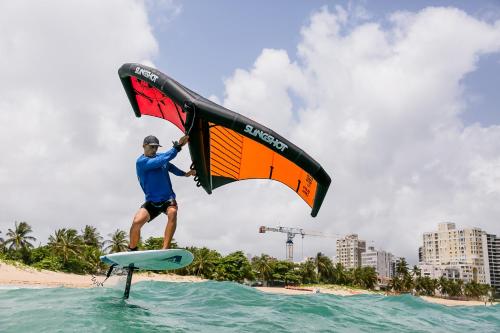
[185,170,196,177]
[178,135,189,147]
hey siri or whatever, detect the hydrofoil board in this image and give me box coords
[100,249,193,271]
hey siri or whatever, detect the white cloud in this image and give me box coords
[1,3,500,264]
[220,6,500,261]
[0,0,161,242]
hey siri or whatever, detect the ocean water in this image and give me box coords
[0,281,499,332]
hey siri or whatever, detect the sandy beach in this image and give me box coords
[255,285,376,296]
[1,261,495,306]
[0,261,205,288]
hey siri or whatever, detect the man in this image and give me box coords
[128,134,195,251]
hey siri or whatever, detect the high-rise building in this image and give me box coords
[482,233,500,296]
[361,246,394,279]
[419,222,487,284]
[335,234,366,269]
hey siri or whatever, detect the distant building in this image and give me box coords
[336,234,366,269]
[419,222,487,284]
[482,233,500,296]
[361,246,394,279]
[419,262,444,279]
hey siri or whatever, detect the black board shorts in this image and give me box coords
[141,199,177,222]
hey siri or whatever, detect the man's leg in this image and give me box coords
[162,206,177,249]
[129,208,149,249]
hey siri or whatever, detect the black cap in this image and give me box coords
[143,135,162,147]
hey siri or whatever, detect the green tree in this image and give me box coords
[390,275,403,292]
[251,254,275,286]
[331,262,348,285]
[412,265,422,278]
[356,267,377,289]
[391,258,413,293]
[32,255,64,271]
[396,258,409,276]
[143,236,178,250]
[191,247,221,278]
[0,230,4,252]
[411,265,424,294]
[25,245,51,265]
[81,225,103,249]
[4,221,36,251]
[419,277,437,296]
[315,252,333,282]
[48,228,83,264]
[298,258,317,284]
[214,251,253,283]
[104,229,128,253]
[284,268,302,285]
[439,276,450,296]
[448,279,464,297]
[270,260,297,285]
[79,245,104,274]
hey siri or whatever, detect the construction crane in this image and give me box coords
[259,226,338,262]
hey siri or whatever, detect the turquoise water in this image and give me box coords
[0,281,499,332]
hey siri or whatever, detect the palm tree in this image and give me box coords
[299,258,317,284]
[81,225,103,248]
[4,221,36,251]
[104,229,128,253]
[412,265,421,278]
[439,276,450,297]
[396,258,409,276]
[192,247,220,278]
[350,268,361,287]
[359,267,377,289]
[0,230,4,251]
[251,254,274,286]
[332,262,347,285]
[390,275,403,292]
[315,252,333,282]
[48,228,83,264]
[81,246,105,274]
[412,265,423,294]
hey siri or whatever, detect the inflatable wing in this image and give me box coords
[119,63,331,217]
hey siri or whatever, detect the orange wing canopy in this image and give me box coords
[119,63,331,217]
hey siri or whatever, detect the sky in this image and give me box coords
[1,0,500,264]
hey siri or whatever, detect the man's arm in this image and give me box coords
[141,148,178,171]
[168,163,197,177]
[167,163,186,176]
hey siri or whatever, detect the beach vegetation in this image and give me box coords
[81,225,103,249]
[315,252,334,282]
[213,251,254,283]
[189,247,222,278]
[297,258,317,284]
[103,229,128,253]
[3,221,36,252]
[48,228,83,264]
[1,223,495,302]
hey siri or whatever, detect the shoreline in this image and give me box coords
[1,262,495,306]
[0,261,205,288]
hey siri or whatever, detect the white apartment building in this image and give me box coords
[361,246,394,279]
[419,222,487,284]
[335,234,366,269]
[482,233,500,295]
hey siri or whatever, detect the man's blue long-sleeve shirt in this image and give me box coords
[136,147,186,202]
